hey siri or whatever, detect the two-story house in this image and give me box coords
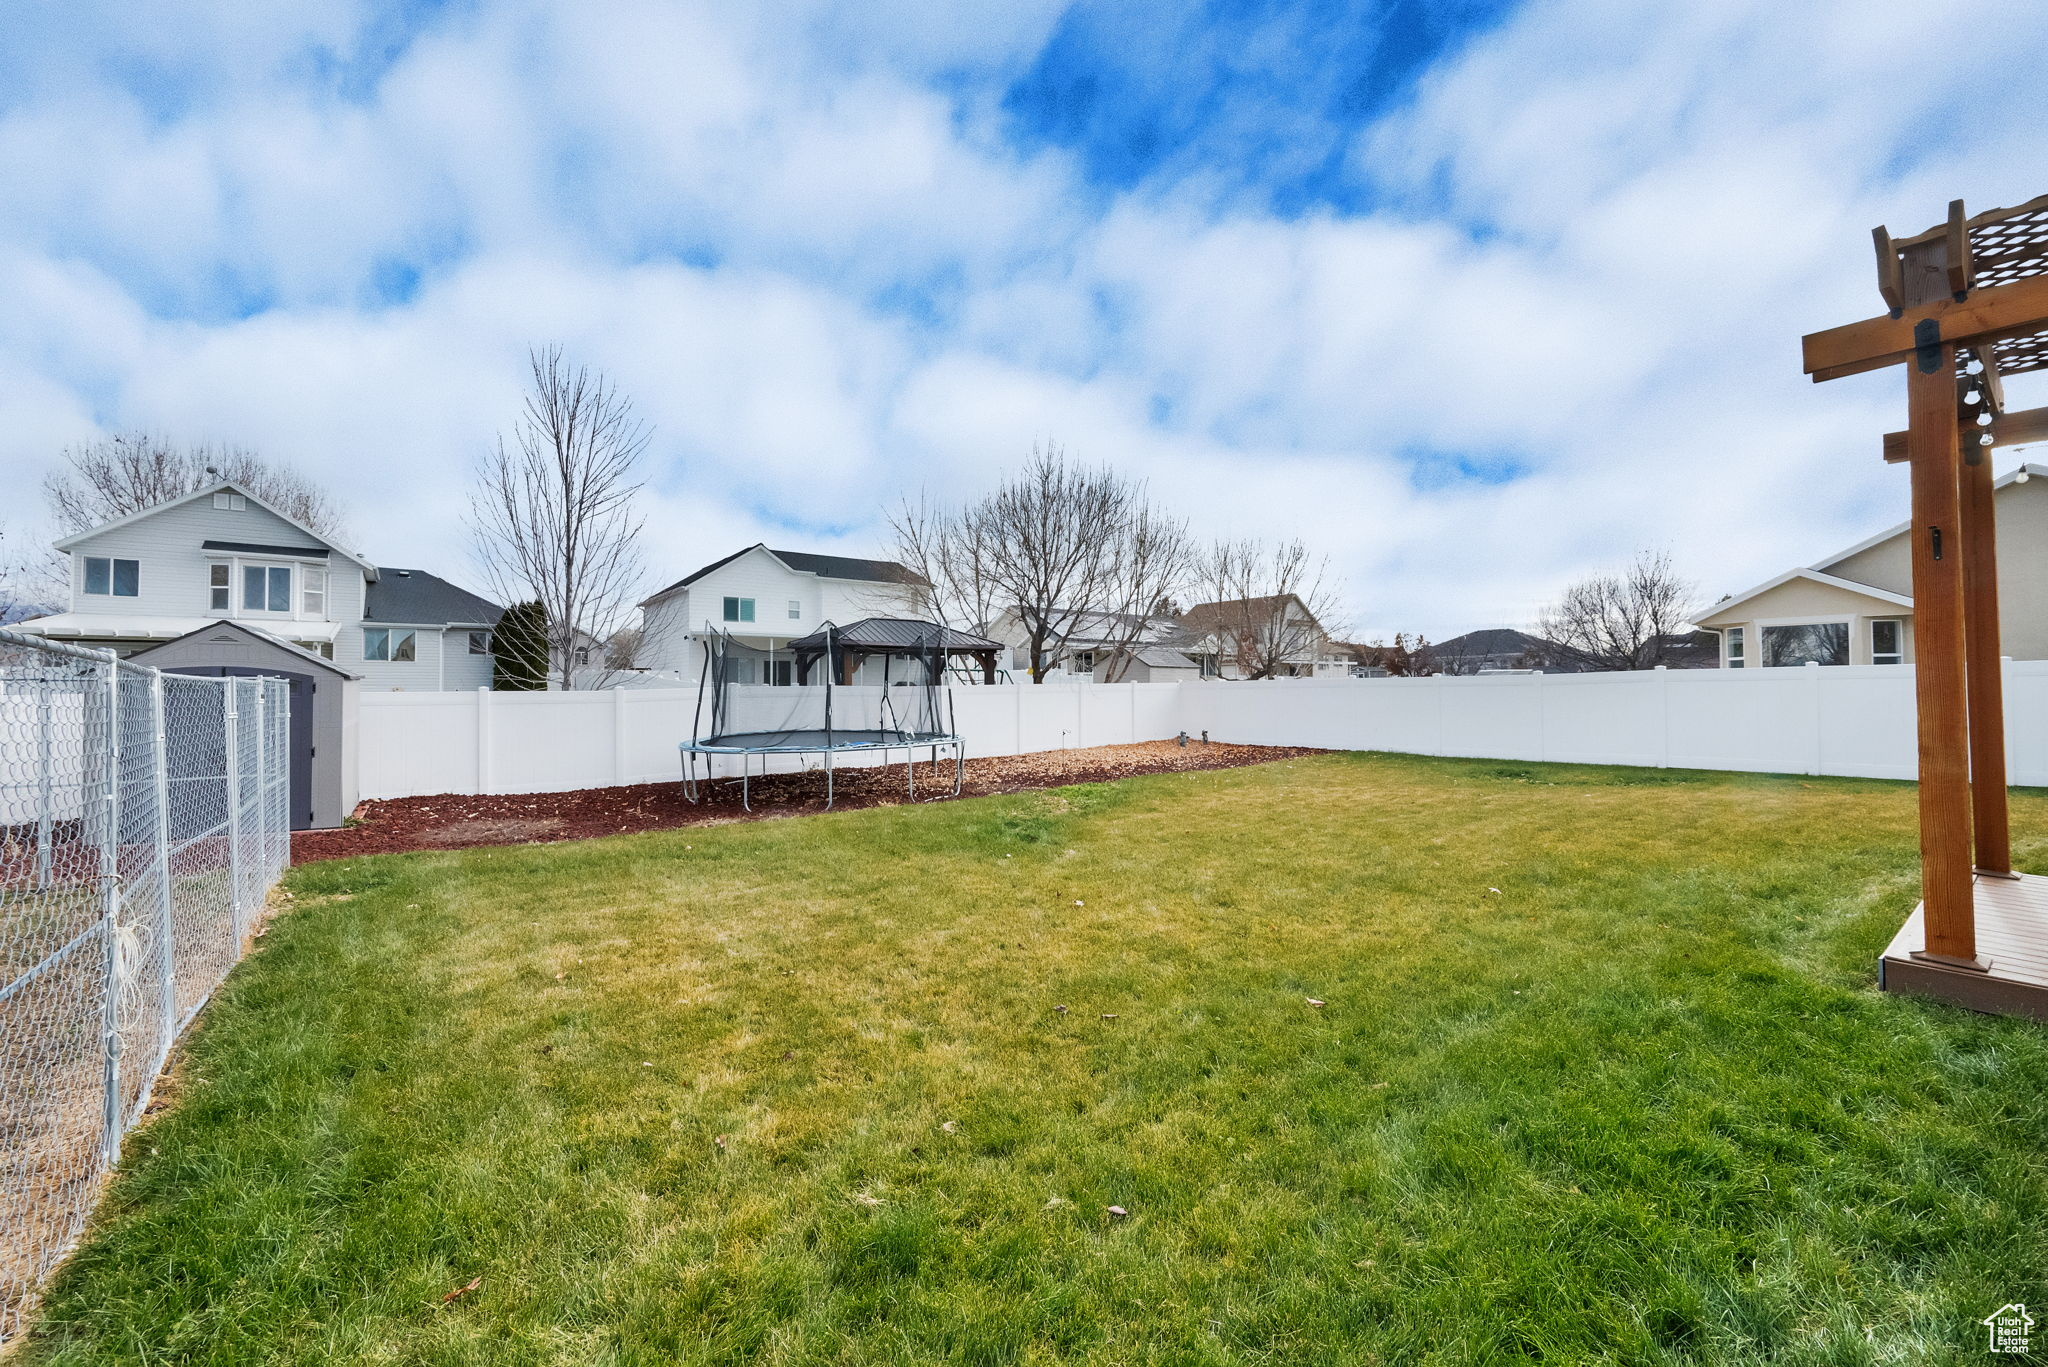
[636,544,928,683]
[15,480,503,690]
[982,606,1199,682]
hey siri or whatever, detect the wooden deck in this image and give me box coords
[1880,872,2048,1021]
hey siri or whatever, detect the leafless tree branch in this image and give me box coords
[468,345,651,689]
[44,431,347,540]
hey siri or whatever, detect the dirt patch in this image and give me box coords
[417,817,569,848]
[293,740,1323,863]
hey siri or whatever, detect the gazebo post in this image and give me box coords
[1899,235,1980,967]
[1959,405,2014,877]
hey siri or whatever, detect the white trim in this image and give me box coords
[1697,567,1914,622]
[52,479,378,575]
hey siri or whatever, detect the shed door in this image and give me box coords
[162,666,317,830]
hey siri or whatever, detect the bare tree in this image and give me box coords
[890,448,1198,684]
[469,345,651,690]
[1091,500,1195,682]
[44,431,347,539]
[1536,549,1697,671]
[0,520,64,624]
[1184,539,1345,680]
[887,491,1000,632]
[1355,633,1434,676]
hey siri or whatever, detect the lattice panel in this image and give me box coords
[1981,330,2048,380]
[1969,199,2048,288]
[1954,195,2048,380]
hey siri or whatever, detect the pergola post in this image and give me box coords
[1959,411,2013,877]
[1899,237,1979,967]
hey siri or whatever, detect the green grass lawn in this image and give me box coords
[21,753,2048,1365]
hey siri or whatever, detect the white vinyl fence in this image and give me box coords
[359,661,2048,800]
[357,682,1185,798]
[0,630,292,1342]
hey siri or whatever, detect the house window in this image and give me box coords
[212,492,247,511]
[788,599,802,620]
[1761,622,1848,667]
[294,640,335,660]
[302,568,326,617]
[363,627,416,662]
[83,557,139,597]
[469,630,491,655]
[767,659,792,686]
[1870,619,1903,665]
[1072,651,1096,673]
[1725,627,1745,669]
[209,563,230,610]
[242,564,291,613]
[723,596,755,623]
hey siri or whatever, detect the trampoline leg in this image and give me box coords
[741,752,751,812]
[953,741,964,797]
[907,745,915,801]
[826,750,835,810]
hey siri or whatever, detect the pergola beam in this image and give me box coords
[1883,403,2048,462]
[1803,273,2048,382]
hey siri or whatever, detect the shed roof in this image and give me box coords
[128,619,362,679]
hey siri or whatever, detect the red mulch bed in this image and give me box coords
[293,740,1323,863]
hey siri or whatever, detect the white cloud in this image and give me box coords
[1,0,2045,645]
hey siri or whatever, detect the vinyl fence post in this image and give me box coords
[1655,666,1670,769]
[1533,671,1547,764]
[1805,660,1824,776]
[613,686,629,786]
[97,655,124,1167]
[224,680,244,945]
[150,671,176,1048]
[476,687,493,795]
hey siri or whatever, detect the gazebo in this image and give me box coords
[1803,193,2048,1018]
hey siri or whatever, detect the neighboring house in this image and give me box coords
[636,544,927,683]
[1178,594,1347,679]
[1425,628,1553,674]
[1422,627,1720,674]
[1695,463,2048,666]
[14,480,503,691]
[984,607,1200,682]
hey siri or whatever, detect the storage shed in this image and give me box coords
[129,620,361,830]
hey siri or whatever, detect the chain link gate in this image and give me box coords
[0,628,291,1341]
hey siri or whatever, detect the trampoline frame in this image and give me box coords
[678,734,964,811]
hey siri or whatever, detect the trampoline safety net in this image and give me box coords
[680,622,970,810]
[693,625,954,750]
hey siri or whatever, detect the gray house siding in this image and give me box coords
[65,495,340,622]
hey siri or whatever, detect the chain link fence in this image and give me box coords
[0,628,290,1341]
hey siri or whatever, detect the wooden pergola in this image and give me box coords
[1802,193,2048,1018]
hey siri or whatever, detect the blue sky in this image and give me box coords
[2,0,2045,638]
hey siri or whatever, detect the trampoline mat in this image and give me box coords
[681,728,955,753]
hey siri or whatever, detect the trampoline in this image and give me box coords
[678,618,1005,810]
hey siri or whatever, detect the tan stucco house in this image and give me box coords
[1695,463,2048,667]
